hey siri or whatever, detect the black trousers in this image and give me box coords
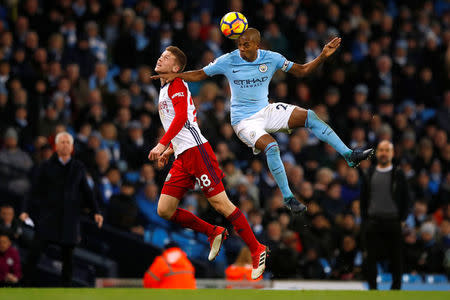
[365,217,403,290]
[23,237,75,287]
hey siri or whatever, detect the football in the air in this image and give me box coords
[220,12,248,39]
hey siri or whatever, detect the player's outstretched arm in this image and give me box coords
[150,69,208,83]
[288,37,341,78]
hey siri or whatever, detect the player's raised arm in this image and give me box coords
[288,37,341,78]
[150,69,208,83]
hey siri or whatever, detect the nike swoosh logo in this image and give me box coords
[322,127,329,135]
[232,70,240,73]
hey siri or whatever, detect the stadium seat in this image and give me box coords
[319,258,332,276]
[377,273,392,283]
[124,171,140,183]
[148,228,170,248]
[402,274,422,283]
[425,274,448,284]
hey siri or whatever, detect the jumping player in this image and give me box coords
[151,28,374,214]
[148,46,267,280]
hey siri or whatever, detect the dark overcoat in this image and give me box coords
[24,154,99,245]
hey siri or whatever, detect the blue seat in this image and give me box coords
[425,274,448,284]
[377,273,392,283]
[171,232,194,249]
[402,273,422,283]
[319,258,332,276]
[124,171,140,183]
[171,230,209,259]
[148,228,169,248]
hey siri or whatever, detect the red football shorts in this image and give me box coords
[161,142,225,199]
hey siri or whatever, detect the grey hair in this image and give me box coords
[55,132,74,145]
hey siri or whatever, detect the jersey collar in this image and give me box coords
[238,49,260,63]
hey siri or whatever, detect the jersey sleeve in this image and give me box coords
[203,54,228,76]
[272,51,293,72]
[159,78,188,146]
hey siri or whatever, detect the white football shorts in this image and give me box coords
[232,102,296,154]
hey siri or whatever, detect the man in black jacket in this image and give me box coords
[360,140,411,290]
[20,132,103,286]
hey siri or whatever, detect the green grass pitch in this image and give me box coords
[0,289,447,300]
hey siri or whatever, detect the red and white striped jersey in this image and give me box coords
[158,78,207,157]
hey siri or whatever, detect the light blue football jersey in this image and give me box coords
[203,49,293,125]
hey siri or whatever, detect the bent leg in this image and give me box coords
[301,108,352,157]
[287,107,308,129]
[209,191,261,253]
[255,134,294,199]
[206,190,236,217]
[157,193,180,220]
[159,193,216,237]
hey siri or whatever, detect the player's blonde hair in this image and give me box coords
[166,46,187,73]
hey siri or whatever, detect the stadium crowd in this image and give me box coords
[0,0,449,284]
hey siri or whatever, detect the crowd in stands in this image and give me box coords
[0,0,449,284]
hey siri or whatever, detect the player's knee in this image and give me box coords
[208,193,229,215]
[215,203,228,216]
[211,198,235,216]
[208,197,222,210]
[305,109,319,128]
[264,142,280,156]
[157,205,173,220]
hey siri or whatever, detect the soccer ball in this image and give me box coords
[220,12,248,39]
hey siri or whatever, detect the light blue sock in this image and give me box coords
[305,109,352,157]
[264,142,293,199]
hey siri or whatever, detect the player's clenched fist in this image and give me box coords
[148,143,167,161]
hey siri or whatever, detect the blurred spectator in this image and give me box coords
[0,232,21,287]
[225,246,260,282]
[0,128,33,204]
[403,229,421,274]
[439,219,450,250]
[320,180,345,221]
[121,120,147,170]
[98,167,121,206]
[332,235,362,280]
[136,183,170,229]
[0,204,23,243]
[417,222,445,274]
[299,247,326,279]
[340,168,360,205]
[107,180,144,235]
[61,33,96,79]
[143,242,196,289]
[265,220,298,279]
[85,21,107,63]
[405,200,429,230]
[301,213,334,259]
